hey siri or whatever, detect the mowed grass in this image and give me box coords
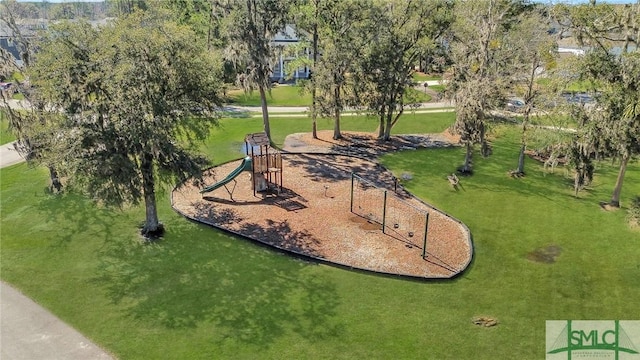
[227,85,312,107]
[0,115,16,145]
[227,85,431,107]
[413,72,443,82]
[202,111,455,163]
[1,115,639,359]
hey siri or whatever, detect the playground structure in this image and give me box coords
[351,173,430,259]
[175,151,472,279]
[245,132,283,196]
[200,132,283,198]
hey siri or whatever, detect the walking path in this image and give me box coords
[0,142,24,168]
[0,145,114,359]
[3,98,455,116]
[0,283,114,360]
[223,100,454,116]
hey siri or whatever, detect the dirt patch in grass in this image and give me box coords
[472,316,498,327]
[527,245,563,264]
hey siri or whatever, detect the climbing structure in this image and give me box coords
[245,132,283,196]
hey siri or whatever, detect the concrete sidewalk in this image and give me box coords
[1,143,114,359]
[0,283,114,360]
[0,142,25,168]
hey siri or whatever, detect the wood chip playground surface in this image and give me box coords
[171,131,473,279]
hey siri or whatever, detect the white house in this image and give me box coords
[270,24,311,83]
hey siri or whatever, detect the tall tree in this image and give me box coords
[219,0,292,141]
[507,6,557,176]
[288,0,321,138]
[446,0,527,174]
[164,0,222,49]
[108,0,148,16]
[0,0,64,191]
[313,0,376,140]
[29,10,224,236]
[555,2,640,207]
[359,0,452,141]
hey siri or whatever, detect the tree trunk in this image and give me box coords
[479,120,490,157]
[385,105,403,142]
[517,105,531,175]
[259,85,271,141]
[311,86,318,139]
[462,142,473,173]
[311,17,318,139]
[383,111,393,141]
[48,165,63,193]
[516,144,526,174]
[141,154,162,237]
[333,106,342,140]
[377,106,386,139]
[333,86,342,140]
[609,154,629,208]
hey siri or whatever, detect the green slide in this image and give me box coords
[200,157,253,194]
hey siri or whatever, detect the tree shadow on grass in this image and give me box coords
[35,191,116,248]
[92,220,343,347]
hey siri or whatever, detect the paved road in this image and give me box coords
[0,144,114,359]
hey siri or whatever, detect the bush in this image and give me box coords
[628,196,640,227]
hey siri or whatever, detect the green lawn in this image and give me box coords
[429,84,446,93]
[413,72,443,82]
[536,77,600,93]
[227,85,431,107]
[227,85,312,107]
[1,115,639,359]
[0,114,16,145]
[201,111,454,163]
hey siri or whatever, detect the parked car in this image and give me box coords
[561,92,597,104]
[505,98,525,112]
[0,82,12,91]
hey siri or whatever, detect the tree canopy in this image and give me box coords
[219,0,293,141]
[29,10,225,236]
[446,0,529,173]
[552,2,640,205]
[359,0,452,141]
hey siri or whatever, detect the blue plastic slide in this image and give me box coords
[200,157,253,194]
